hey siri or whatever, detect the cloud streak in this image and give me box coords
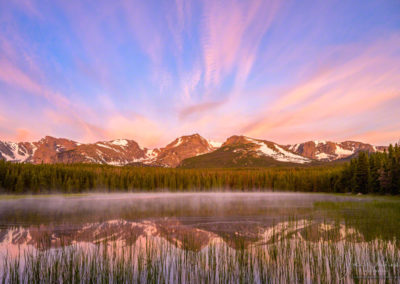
[240,35,400,144]
[201,0,280,88]
[0,0,399,146]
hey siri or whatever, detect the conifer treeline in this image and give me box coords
[336,144,400,195]
[0,162,342,193]
[0,144,399,194]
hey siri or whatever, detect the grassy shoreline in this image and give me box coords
[0,193,90,200]
[1,191,399,201]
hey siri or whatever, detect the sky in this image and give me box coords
[0,0,399,148]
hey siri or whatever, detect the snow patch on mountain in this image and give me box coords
[289,144,300,152]
[246,137,310,164]
[274,145,311,164]
[174,137,183,147]
[97,143,114,150]
[335,145,354,157]
[315,152,332,160]
[247,138,275,156]
[208,140,222,148]
[142,149,159,164]
[146,149,158,159]
[107,160,126,166]
[0,142,33,162]
[111,139,128,147]
[9,143,25,160]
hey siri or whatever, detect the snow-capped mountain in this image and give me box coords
[152,134,219,167]
[0,134,387,167]
[0,136,79,164]
[0,134,220,167]
[223,136,311,164]
[57,139,152,165]
[180,135,312,168]
[0,141,36,163]
[286,140,386,162]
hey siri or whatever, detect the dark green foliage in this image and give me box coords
[0,143,398,194]
[339,144,400,195]
[355,152,369,194]
[0,160,343,193]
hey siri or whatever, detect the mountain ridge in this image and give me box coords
[0,134,388,168]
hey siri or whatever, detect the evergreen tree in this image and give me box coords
[15,174,24,193]
[390,155,400,195]
[354,152,370,194]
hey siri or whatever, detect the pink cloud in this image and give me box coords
[118,1,165,65]
[167,0,192,53]
[15,128,35,141]
[350,127,400,146]
[179,100,225,119]
[201,0,280,88]
[0,59,43,95]
[1,1,399,148]
[238,35,400,144]
[0,57,71,109]
[180,64,202,101]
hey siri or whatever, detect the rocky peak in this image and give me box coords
[155,134,217,167]
[57,139,149,165]
[221,136,311,164]
[222,135,252,146]
[288,140,384,161]
[33,136,79,164]
[165,134,207,148]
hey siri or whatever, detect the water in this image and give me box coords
[0,192,358,247]
[0,192,399,282]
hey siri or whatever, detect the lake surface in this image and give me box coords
[0,192,364,248]
[0,192,399,282]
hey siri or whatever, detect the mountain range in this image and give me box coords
[0,134,387,168]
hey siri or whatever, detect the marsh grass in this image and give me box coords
[1,218,400,283]
[1,199,400,283]
[315,200,400,241]
[0,193,89,201]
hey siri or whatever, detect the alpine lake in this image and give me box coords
[0,192,399,283]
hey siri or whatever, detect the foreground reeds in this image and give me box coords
[2,219,399,283]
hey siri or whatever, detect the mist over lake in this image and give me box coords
[1,192,399,282]
[0,192,358,224]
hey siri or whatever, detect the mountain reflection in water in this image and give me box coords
[1,218,365,251]
[1,193,399,283]
[0,192,377,252]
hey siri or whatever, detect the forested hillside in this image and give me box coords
[337,144,400,195]
[0,144,398,194]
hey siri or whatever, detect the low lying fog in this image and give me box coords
[0,192,361,221]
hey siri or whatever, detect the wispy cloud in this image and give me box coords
[240,35,400,144]
[179,100,225,119]
[0,0,399,146]
[201,0,280,88]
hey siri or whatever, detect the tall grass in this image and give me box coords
[2,219,399,283]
